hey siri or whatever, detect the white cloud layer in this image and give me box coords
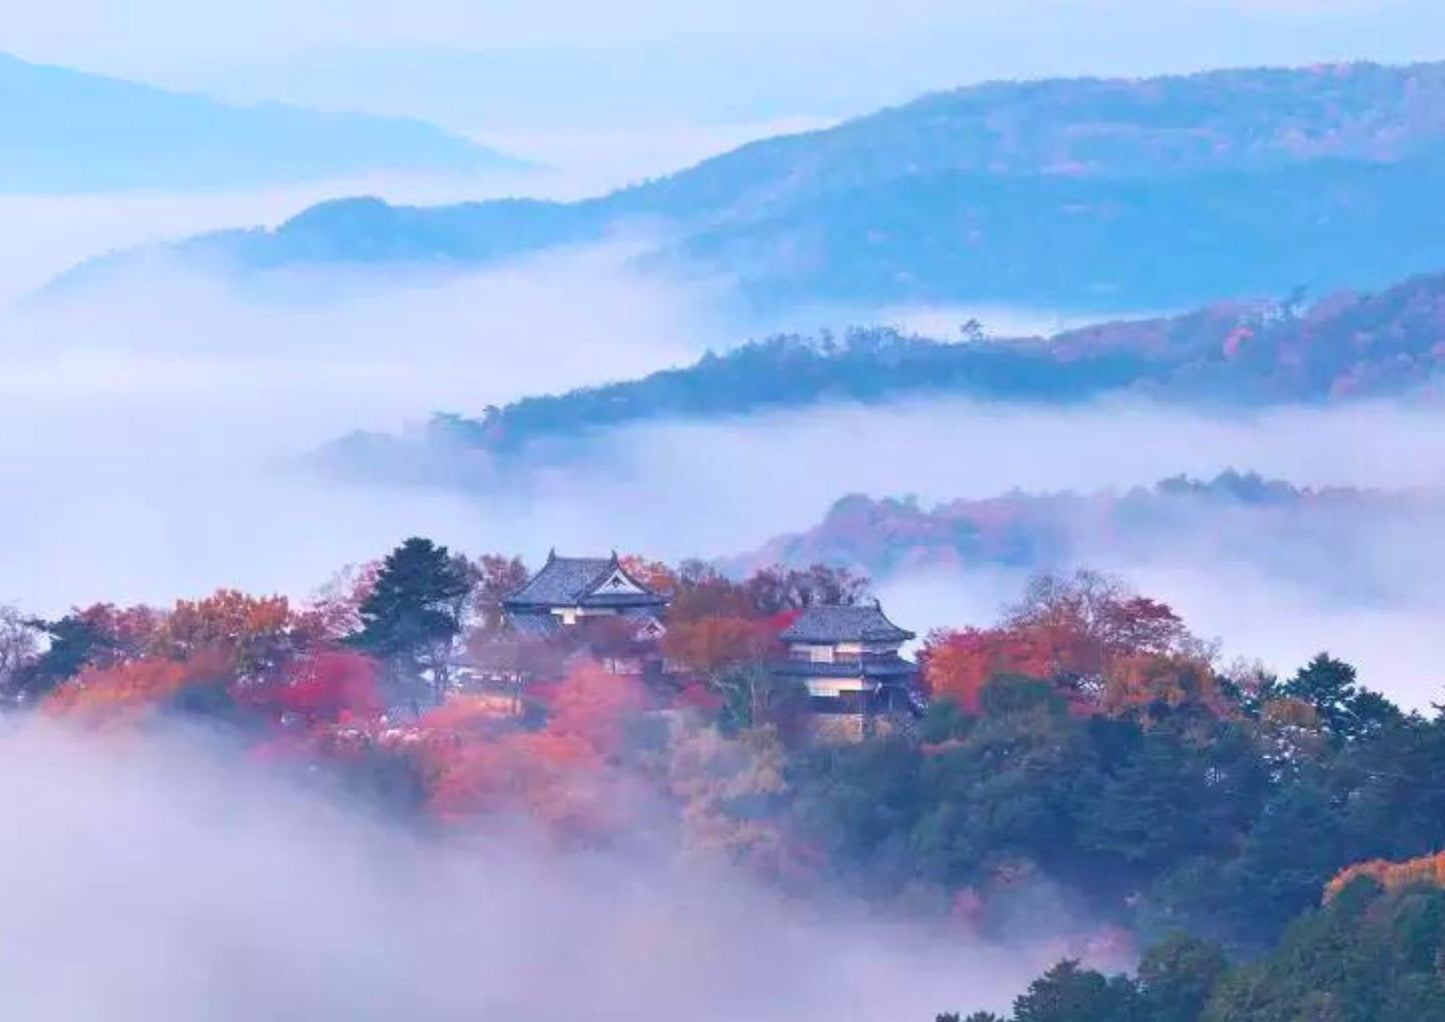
[6,188,1445,709]
[0,722,1052,1020]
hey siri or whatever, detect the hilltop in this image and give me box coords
[316,270,1445,486]
[48,60,1445,309]
[0,51,525,192]
[733,471,1445,602]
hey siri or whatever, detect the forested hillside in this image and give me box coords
[945,876,1445,1021]
[736,471,1445,601]
[317,271,1445,486]
[8,543,1445,1021]
[47,61,1445,309]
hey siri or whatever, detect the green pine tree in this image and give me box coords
[1013,960,1142,1022]
[350,538,474,709]
[1283,653,1399,744]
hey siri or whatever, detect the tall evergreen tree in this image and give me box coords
[350,538,474,709]
[1283,653,1399,744]
[1084,730,1220,874]
[1012,960,1142,1022]
[1137,934,1229,1022]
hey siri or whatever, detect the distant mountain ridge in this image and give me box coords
[47,60,1445,308]
[315,269,1445,486]
[732,471,1445,602]
[0,51,525,192]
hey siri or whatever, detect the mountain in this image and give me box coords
[0,52,526,192]
[315,270,1445,486]
[732,472,1445,602]
[49,60,1445,308]
[743,471,1398,577]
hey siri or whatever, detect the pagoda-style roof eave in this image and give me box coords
[502,596,667,612]
[779,603,916,645]
[775,659,918,681]
[503,551,666,609]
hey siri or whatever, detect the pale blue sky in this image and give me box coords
[7,0,1443,81]
[5,0,1444,171]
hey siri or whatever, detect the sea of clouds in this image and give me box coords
[0,100,1442,1022]
[9,23,1445,1018]
[0,721,1059,1021]
[5,183,1445,711]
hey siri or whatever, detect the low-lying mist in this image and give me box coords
[541,401,1445,708]
[876,558,1445,712]
[0,720,1046,1021]
[7,202,1445,707]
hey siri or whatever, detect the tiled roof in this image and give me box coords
[507,611,562,638]
[505,555,612,606]
[779,603,915,644]
[503,552,665,610]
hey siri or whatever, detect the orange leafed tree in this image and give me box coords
[925,572,1218,718]
[427,730,603,828]
[150,589,323,682]
[1097,651,1226,719]
[667,564,756,624]
[1004,571,1202,679]
[423,663,646,836]
[44,651,230,727]
[663,616,778,675]
[921,626,1060,713]
[1326,851,1445,901]
[619,555,677,597]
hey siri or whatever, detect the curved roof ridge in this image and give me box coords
[503,551,666,608]
[779,602,915,644]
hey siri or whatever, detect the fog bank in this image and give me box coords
[0,722,1043,1021]
[878,560,1445,712]
[7,196,1445,707]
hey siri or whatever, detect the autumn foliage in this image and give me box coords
[421,663,648,837]
[153,589,324,678]
[71,602,165,666]
[26,532,1445,1004]
[22,551,1246,866]
[619,555,678,597]
[920,626,1060,713]
[308,562,382,638]
[1326,851,1445,902]
[663,616,780,674]
[922,570,1221,719]
[241,649,385,726]
[43,651,230,727]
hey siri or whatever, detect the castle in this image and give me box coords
[501,550,667,640]
[495,551,923,734]
[774,603,920,716]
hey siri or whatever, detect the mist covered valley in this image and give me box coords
[8,39,1445,1021]
[7,202,1445,704]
